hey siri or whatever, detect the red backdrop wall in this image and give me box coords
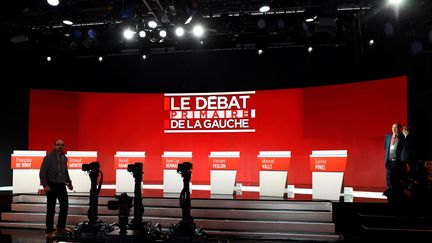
[29,77,407,190]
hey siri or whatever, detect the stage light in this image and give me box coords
[307,46,313,53]
[123,28,135,40]
[148,20,157,29]
[98,56,103,62]
[175,27,185,37]
[257,19,266,30]
[138,30,146,38]
[200,40,204,45]
[63,20,73,26]
[142,54,147,60]
[388,0,404,6]
[88,29,97,40]
[47,0,59,7]
[73,30,83,40]
[257,49,263,55]
[259,5,270,13]
[369,39,374,46]
[384,23,394,37]
[192,25,204,38]
[410,41,423,55]
[305,16,317,23]
[159,29,167,38]
[185,16,193,25]
[46,56,52,62]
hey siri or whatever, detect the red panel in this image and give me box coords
[29,77,407,190]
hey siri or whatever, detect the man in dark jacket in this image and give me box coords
[39,139,73,238]
[384,123,406,195]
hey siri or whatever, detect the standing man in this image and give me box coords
[384,123,406,196]
[39,139,73,238]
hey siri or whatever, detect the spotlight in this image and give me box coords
[73,30,83,40]
[138,30,146,38]
[185,16,193,25]
[200,40,204,45]
[98,56,103,62]
[259,5,270,13]
[142,54,147,60]
[307,46,313,53]
[148,20,157,29]
[192,25,204,38]
[175,27,185,37]
[384,23,394,37]
[410,41,423,55]
[63,20,73,26]
[46,56,52,62]
[388,0,404,6]
[123,28,135,40]
[159,29,167,38]
[257,49,263,55]
[88,29,97,40]
[305,16,317,23]
[369,39,374,46]
[47,0,59,7]
[257,19,266,30]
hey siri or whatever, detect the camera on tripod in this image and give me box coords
[82,162,100,172]
[108,193,133,235]
[177,162,192,174]
[108,193,133,211]
[127,163,143,174]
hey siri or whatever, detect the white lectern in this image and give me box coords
[115,151,145,193]
[209,151,239,195]
[310,150,348,201]
[11,150,46,194]
[66,151,98,193]
[162,152,192,193]
[258,151,291,197]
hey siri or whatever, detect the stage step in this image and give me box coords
[13,194,332,211]
[1,212,335,233]
[0,194,339,241]
[11,203,333,222]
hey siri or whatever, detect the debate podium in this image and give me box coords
[11,150,46,194]
[66,151,98,193]
[115,151,145,193]
[310,150,347,201]
[258,151,291,197]
[162,151,192,193]
[209,151,239,195]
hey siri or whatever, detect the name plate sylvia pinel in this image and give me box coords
[309,150,347,172]
[66,151,98,169]
[114,152,145,169]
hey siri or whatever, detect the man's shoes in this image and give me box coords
[45,230,56,239]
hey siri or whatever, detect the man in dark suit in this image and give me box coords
[384,123,406,196]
